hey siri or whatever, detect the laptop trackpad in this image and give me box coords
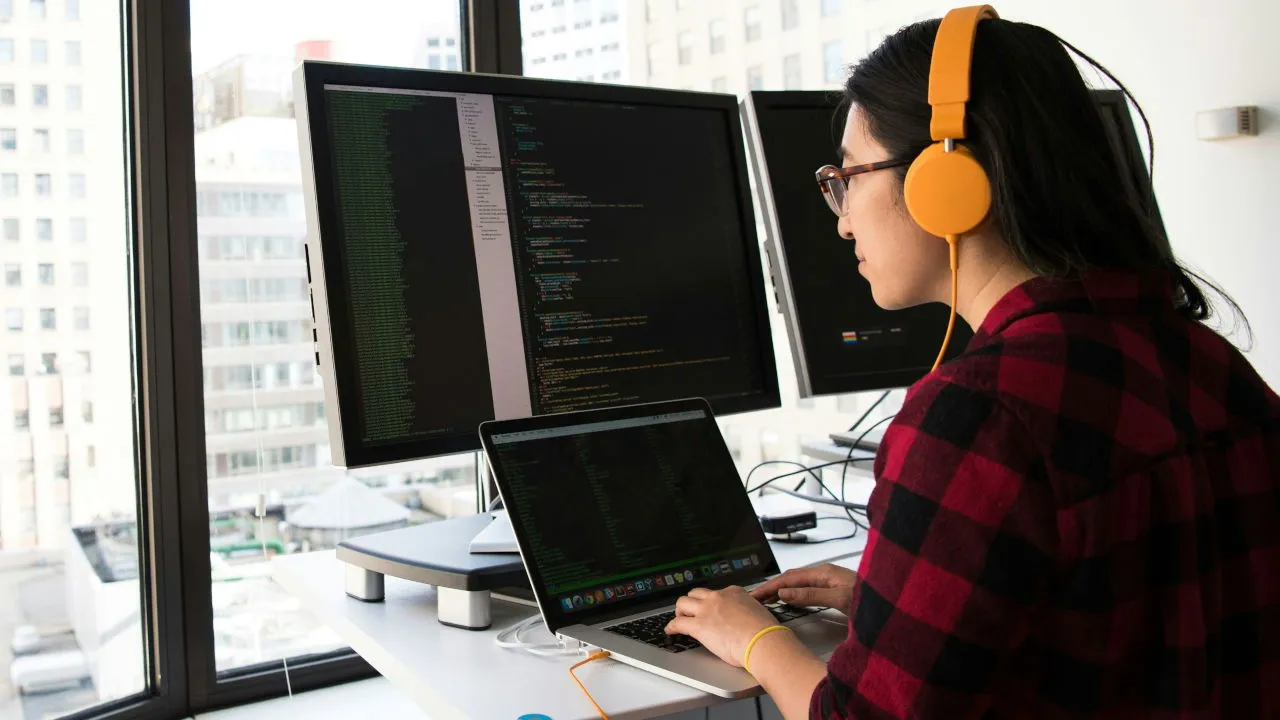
[789,613,847,659]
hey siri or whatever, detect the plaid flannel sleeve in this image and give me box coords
[811,378,1059,719]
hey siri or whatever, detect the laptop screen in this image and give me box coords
[483,401,778,632]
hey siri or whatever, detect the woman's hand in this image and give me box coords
[750,564,858,615]
[663,586,777,668]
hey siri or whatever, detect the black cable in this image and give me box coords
[847,390,892,433]
[841,414,897,516]
[744,458,873,495]
[766,485,868,512]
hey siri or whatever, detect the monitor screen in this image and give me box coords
[481,399,776,633]
[743,89,1163,398]
[295,63,779,468]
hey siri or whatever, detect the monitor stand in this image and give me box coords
[336,514,529,630]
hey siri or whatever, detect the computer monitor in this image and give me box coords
[294,62,780,469]
[741,89,1164,398]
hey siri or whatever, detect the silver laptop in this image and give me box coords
[479,398,848,698]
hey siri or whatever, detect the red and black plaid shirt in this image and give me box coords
[813,270,1280,719]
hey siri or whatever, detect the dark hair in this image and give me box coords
[845,18,1248,334]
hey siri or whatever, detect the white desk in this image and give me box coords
[273,524,866,720]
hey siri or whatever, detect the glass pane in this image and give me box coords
[188,0,474,675]
[519,0,908,475]
[0,0,146,716]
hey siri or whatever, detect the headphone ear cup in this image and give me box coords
[904,143,993,238]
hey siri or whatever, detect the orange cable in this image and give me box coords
[569,650,613,720]
[932,236,960,372]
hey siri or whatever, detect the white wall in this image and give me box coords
[1016,0,1279,387]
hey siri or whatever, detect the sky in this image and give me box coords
[188,0,463,75]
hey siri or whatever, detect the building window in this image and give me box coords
[39,307,55,330]
[6,308,22,331]
[35,173,52,196]
[747,65,764,91]
[0,38,12,63]
[66,84,82,110]
[0,128,14,151]
[77,350,90,373]
[29,0,44,19]
[72,262,88,286]
[74,306,89,330]
[677,31,693,66]
[83,401,93,423]
[7,354,23,376]
[551,25,565,34]
[0,84,13,105]
[65,40,80,65]
[36,218,52,241]
[33,83,48,107]
[67,128,84,154]
[783,53,802,90]
[31,38,47,64]
[64,0,77,20]
[15,410,28,431]
[781,0,799,30]
[427,54,441,70]
[744,6,762,42]
[822,0,842,16]
[86,445,96,467]
[709,18,726,54]
[54,455,69,479]
[34,128,50,152]
[0,0,10,21]
[70,217,86,242]
[2,218,16,241]
[2,173,17,196]
[711,76,728,93]
[39,352,56,374]
[49,406,64,428]
[824,40,845,84]
[646,42,665,77]
[551,52,566,61]
[69,173,86,198]
[38,263,54,286]
[4,264,18,287]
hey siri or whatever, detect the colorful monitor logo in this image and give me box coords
[842,331,859,344]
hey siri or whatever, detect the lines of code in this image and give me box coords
[324,90,495,447]
[495,97,766,416]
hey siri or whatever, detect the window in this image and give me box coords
[65,40,80,65]
[53,455,69,479]
[709,18,726,54]
[49,406,64,427]
[31,38,47,63]
[14,410,28,431]
[38,263,54,285]
[744,6,761,42]
[0,0,10,21]
[677,30,693,65]
[822,0,842,16]
[426,37,439,48]
[784,53,802,90]
[551,24,565,34]
[83,401,93,424]
[33,83,48,106]
[0,38,12,63]
[77,350,90,373]
[64,0,76,20]
[2,218,16,241]
[0,127,14,150]
[67,128,84,154]
[1,173,16,196]
[34,127,50,151]
[427,54,441,69]
[781,0,799,30]
[747,65,764,91]
[711,76,728,93]
[69,172,86,198]
[4,264,18,287]
[35,173,52,196]
[66,84,82,110]
[72,261,88,286]
[29,0,43,19]
[70,216,86,242]
[646,42,665,77]
[7,354,22,376]
[824,40,845,84]
[5,308,21,331]
[39,351,56,374]
[446,55,458,70]
[74,305,89,330]
[39,307,55,329]
[36,217,52,240]
[0,84,13,105]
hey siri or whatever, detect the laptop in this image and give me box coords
[478,398,849,698]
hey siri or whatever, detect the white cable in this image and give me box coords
[494,615,584,657]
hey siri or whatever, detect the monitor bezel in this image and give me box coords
[296,61,780,469]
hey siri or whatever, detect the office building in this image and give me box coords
[521,0,632,84]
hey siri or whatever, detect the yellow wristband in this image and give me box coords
[743,625,790,675]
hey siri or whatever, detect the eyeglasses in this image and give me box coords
[814,159,912,217]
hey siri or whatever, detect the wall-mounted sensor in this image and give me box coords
[1196,106,1259,140]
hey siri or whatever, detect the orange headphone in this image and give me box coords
[903,5,998,371]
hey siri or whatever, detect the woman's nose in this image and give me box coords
[837,213,854,240]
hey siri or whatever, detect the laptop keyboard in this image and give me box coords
[604,602,819,653]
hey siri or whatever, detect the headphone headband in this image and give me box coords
[928,5,999,141]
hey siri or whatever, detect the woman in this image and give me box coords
[663,11,1279,719]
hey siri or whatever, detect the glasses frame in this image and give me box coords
[814,158,912,216]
